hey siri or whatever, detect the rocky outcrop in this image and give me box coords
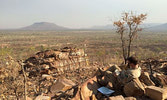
[24,47,89,77]
[145,86,167,100]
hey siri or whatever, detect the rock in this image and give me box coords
[27,81,33,85]
[58,52,69,60]
[96,92,103,100]
[40,69,51,75]
[20,96,32,100]
[145,86,167,100]
[106,82,113,89]
[42,74,53,80]
[69,49,84,56]
[155,74,167,86]
[124,97,136,100]
[123,78,145,96]
[71,86,81,100]
[35,95,51,100]
[139,72,155,86]
[72,76,99,100]
[66,88,74,96]
[50,78,75,93]
[80,76,99,100]
[108,95,125,100]
[97,76,108,86]
[42,64,50,69]
[91,94,97,100]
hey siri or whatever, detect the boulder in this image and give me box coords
[145,86,167,100]
[139,72,155,86]
[124,97,136,100]
[80,76,99,100]
[123,78,145,96]
[35,95,51,100]
[108,95,125,100]
[72,76,99,100]
[50,78,75,93]
[155,74,167,86]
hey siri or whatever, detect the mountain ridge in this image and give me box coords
[1,22,167,32]
[147,23,167,32]
[20,22,69,30]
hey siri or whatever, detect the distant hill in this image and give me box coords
[89,23,161,31]
[20,22,69,30]
[140,23,161,28]
[90,24,113,30]
[2,22,166,32]
[147,23,167,32]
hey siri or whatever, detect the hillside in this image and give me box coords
[20,22,69,30]
[147,23,167,32]
[90,24,113,30]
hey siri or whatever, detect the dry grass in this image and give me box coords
[0,30,167,65]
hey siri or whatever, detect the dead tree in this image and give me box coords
[19,60,27,100]
[113,12,147,64]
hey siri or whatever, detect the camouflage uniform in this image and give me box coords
[118,66,141,84]
[103,65,141,89]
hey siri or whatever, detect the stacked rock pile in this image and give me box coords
[24,47,89,78]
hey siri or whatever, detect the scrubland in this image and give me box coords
[0,30,167,64]
[1,30,167,99]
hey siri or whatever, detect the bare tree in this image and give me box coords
[114,12,147,64]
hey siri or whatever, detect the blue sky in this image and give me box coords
[0,0,167,29]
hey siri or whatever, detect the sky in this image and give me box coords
[0,0,167,29]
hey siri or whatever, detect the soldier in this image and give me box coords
[98,56,141,89]
[117,56,141,84]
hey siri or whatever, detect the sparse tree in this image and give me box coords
[114,12,147,64]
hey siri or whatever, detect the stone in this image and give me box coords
[123,78,145,96]
[106,82,113,89]
[91,94,97,100]
[42,64,50,69]
[139,72,155,86]
[40,69,51,75]
[42,74,53,80]
[145,86,167,100]
[124,97,136,100]
[65,88,74,96]
[155,74,167,86]
[80,76,99,100]
[72,86,81,100]
[35,95,51,100]
[69,49,84,56]
[50,78,75,93]
[20,96,32,100]
[108,95,125,100]
[44,50,54,58]
[97,76,108,86]
[58,52,69,60]
[72,76,99,100]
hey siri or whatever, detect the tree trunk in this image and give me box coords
[120,33,126,64]
[21,62,27,100]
